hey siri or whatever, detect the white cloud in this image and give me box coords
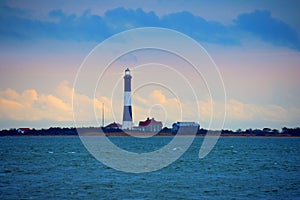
[0,81,74,122]
[226,98,288,122]
[131,89,183,125]
[0,81,298,129]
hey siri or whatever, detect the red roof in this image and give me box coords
[18,128,30,131]
[138,118,162,127]
[105,122,121,128]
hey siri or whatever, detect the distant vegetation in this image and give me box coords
[1,127,300,137]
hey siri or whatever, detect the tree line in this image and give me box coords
[1,127,300,136]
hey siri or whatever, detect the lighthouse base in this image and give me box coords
[122,121,133,130]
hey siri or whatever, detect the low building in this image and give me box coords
[104,122,122,132]
[171,122,200,135]
[17,128,30,134]
[138,117,163,132]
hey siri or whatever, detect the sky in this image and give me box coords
[0,0,300,130]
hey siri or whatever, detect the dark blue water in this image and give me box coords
[1,136,300,199]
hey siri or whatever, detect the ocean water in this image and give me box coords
[0,136,300,199]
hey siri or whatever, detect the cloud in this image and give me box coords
[149,90,166,104]
[0,81,118,126]
[0,81,299,129]
[131,90,296,129]
[234,10,300,50]
[225,98,289,122]
[198,98,290,125]
[161,11,238,45]
[1,3,299,49]
[197,97,299,129]
[0,6,109,41]
[105,7,160,31]
[0,81,74,122]
[132,90,182,124]
[0,98,24,120]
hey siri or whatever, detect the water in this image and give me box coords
[1,136,300,199]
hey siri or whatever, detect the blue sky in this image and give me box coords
[0,0,300,130]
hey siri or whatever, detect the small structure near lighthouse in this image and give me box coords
[138,117,163,132]
[122,68,133,130]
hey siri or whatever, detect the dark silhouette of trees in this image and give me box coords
[281,127,300,136]
[1,126,300,137]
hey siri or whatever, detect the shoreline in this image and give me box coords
[1,134,299,138]
[1,127,300,137]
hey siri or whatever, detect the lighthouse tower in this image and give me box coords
[122,68,133,130]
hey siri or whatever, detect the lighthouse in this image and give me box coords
[122,68,133,130]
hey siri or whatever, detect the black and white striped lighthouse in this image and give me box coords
[122,68,133,130]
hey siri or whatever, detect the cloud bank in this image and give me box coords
[1,3,299,50]
[0,81,298,129]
